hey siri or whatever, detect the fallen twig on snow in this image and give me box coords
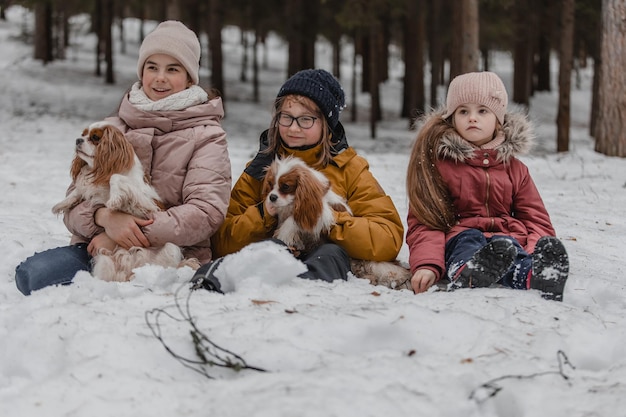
[145,281,266,379]
[469,350,575,403]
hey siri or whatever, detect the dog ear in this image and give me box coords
[91,126,135,186]
[262,161,276,199]
[293,166,327,231]
[329,202,350,213]
[70,156,87,180]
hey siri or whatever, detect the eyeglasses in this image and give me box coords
[277,113,318,129]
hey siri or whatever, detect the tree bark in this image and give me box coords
[429,0,442,107]
[535,0,553,91]
[449,1,462,79]
[513,0,533,105]
[594,0,626,156]
[94,0,102,76]
[253,26,260,103]
[350,32,358,123]
[450,0,479,80]
[208,0,225,97]
[103,0,115,84]
[556,0,575,152]
[460,0,479,73]
[240,30,248,82]
[286,0,318,76]
[402,0,425,122]
[34,0,53,64]
[369,23,381,138]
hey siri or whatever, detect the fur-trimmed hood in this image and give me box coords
[421,107,535,163]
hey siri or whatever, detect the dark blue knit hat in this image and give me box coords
[277,69,346,129]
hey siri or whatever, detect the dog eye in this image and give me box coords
[280,183,294,193]
[90,134,101,143]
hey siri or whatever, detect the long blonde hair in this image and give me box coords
[406,115,457,231]
[265,95,334,168]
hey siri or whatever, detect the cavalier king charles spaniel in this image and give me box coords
[262,155,411,290]
[52,121,196,282]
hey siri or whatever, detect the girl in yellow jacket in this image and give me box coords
[194,69,404,290]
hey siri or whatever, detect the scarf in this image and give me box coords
[128,82,209,111]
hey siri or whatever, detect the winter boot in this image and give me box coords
[530,236,569,301]
[451,239,517,289]
[190,257,224,293]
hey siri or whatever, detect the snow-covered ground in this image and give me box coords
[1,7,625,417]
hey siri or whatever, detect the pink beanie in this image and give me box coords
[443,71,508,124]
[137,21,201,85]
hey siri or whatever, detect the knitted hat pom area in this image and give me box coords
[137,20,201,86]
[276,69,346,130]
[443,71,508,124]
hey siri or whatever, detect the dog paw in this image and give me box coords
[179,257,201,270]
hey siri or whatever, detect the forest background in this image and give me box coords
[3,0,625,159]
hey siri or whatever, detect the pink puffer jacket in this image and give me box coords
[63,93,231,263]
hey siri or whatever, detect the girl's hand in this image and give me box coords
[411,269,437,294]
[87,232,117,256]
[95,208,154,249]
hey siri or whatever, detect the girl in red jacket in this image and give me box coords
[406,71,569,300]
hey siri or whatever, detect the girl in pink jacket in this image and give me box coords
[15,21,231,295]
[406,72,569,301]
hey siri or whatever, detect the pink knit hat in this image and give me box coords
[443,71,508,124]
[137,21,201,85]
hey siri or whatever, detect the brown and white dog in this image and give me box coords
[262,155,411,290]
[52,121,196,282]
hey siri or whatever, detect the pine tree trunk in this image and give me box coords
[369,24,380,139]
[449,0,479,80]
[252,25,260,103]
[286,0,318,76]
[460,0,479,73]
[589,56,601,137]
[449,3,462,80]
[94,0,101,77]
[34,1,53,64]
[402,0,425,122]
[240,30,248,82]
[513,0,533,106]
[103,0,114,84]
[594,0,626,157]
[535,0,554,92]
[350,34,358,123]
[556,0,575,152]
[208,0,225,97]
[429,0,442,107]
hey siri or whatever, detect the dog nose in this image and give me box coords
[76,138,84,145]
[269,194,278,202]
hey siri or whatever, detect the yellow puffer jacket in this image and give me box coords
[212,127,404,261]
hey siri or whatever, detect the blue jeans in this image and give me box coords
[15,244,92,295]
[445,228,532,289]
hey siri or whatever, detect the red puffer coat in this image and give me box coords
[406,110,556,282]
